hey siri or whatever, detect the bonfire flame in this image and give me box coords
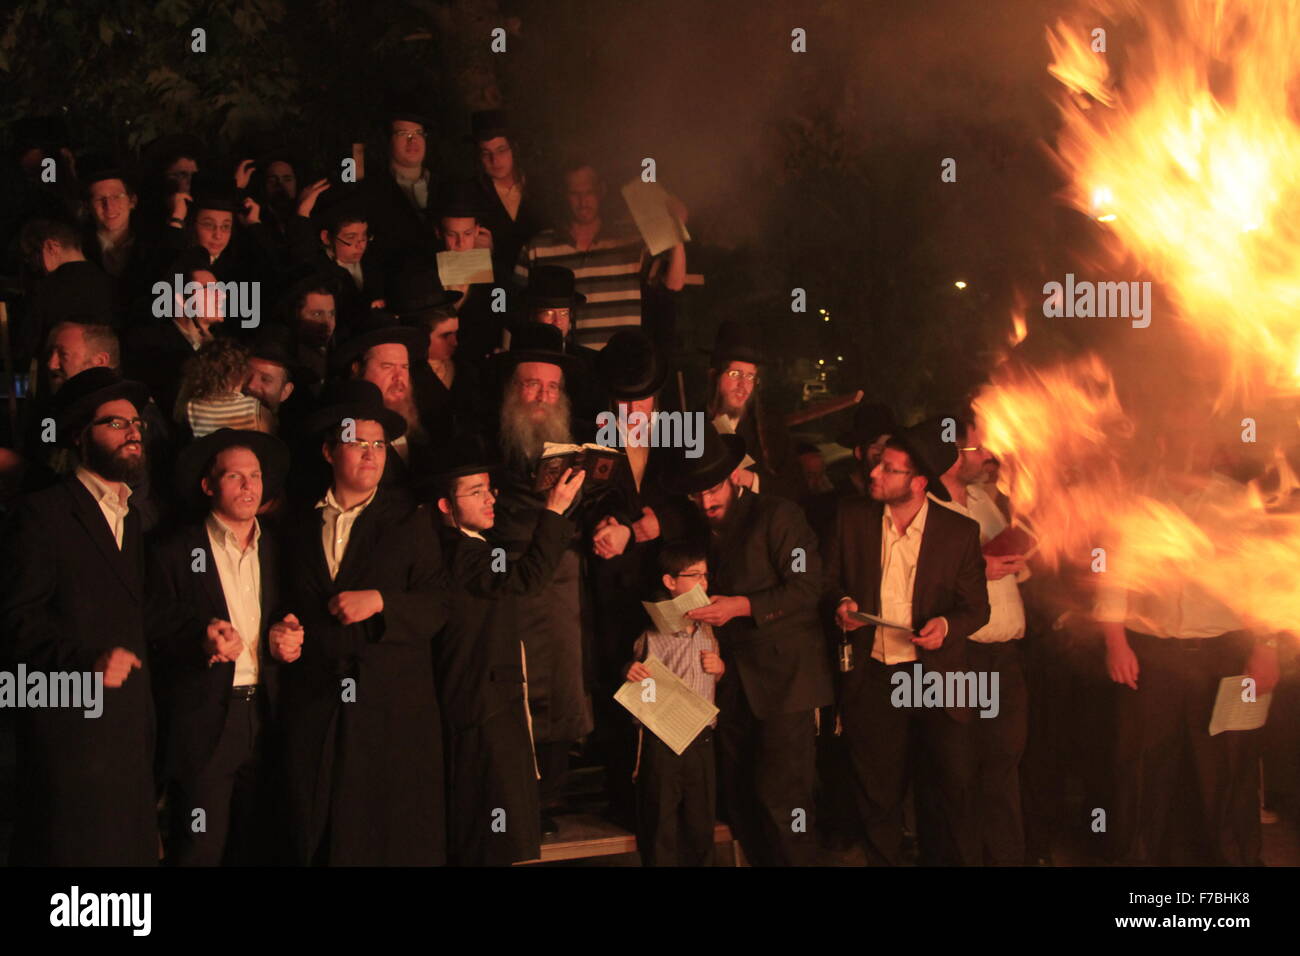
[973,1,1300,637]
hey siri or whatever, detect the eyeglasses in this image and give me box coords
[197,220,233,234]
[92,416,147,432]
[520,379,562,397]
[93,193,129,206]
[723,370,760,385]
[336,233,373,247]
[392,129,427,142]
[456,487,498,501]
[878,466,914,477]
[674,571,709,579]
[346,439,387,452]
[304,308,337,321]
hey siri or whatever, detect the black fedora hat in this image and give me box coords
[389,268,463,322]
[302,379,407,441]
[175,428,289,505]
[836,402,898,449]
[523,265,587,310]
[386,102,433,132]
[661,422,746,496]
[311,182,370,233]
[598,329,667,401]
[52,368,151,446]
[249,324,318,385]
[436,180,487,221]
[331,309,427,371]
[890,417,959,502]
[189,171,238,214]
[432,433,502,491]
[467,109,511,144]
[491,322,584,380]
[705,320,763,368]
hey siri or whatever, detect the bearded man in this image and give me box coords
[1,368,158,864]
[488,323,605,837]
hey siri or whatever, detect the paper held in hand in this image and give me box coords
[621,180,690,256]
[1208,675,1273,736]
[436,248,494,286]
[641,583,710,635]
[848,609,915,633]
[614,654,718,755]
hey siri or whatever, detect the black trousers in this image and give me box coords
[966,640,1027,865]
[1113,630,1262,866]
[167,695,264,867]
[636,729,716,866]
[446,705,542,866]
[716,675,818,866]
[841,657,976,866]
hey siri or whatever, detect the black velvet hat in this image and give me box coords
[597,329,667,401]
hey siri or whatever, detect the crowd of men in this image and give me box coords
[0,107,1282,867]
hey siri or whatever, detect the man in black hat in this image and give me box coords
[835,402,898,496]
[432,437,585,863]
[824,418,989,866]
[81,167,160,328]
[242,324,315,435]
[489,325,603,831]
[1,368,158,865]
[390,268,477,454]
[662,421,831,866]
[430,182,505,368]
[705,320,792,496]
[277,383,448,864]
[513,264,604,430]
[147,428,296,865]
[335,310,436,479]
[289,182,383,335]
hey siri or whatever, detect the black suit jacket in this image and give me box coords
[0,478,157,865]
[706,490,833,719]
[277,489,447,865]
[146,519,282,787]
[823,495,990,721]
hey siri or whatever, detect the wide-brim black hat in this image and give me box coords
[891,417,959,502]
[53,368,151,446]
[432,433,502,489]
[836,402,898,449]
[249,325,319,385]
[597,329,667,401]
[704,319,763,367]
[311,182,370,233]
[80,161,137,193]
[174,428,289,505]
[490,322,584,380]
[302,379,407,441]
[661,424,746,496]
[522,264,587,309]
[389,268,463,321]
[189,171,238,213]
[466,109,511,144]
[331,311,427,370]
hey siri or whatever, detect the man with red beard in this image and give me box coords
[333,310,434,486]
[1,368,158,864]
[489,324,617,836]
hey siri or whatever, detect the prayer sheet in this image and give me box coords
[614,654,718,755]
[1208,674,1272,736]
[621,180,690,255]
[640,584,710,636]
[436,248,493,286]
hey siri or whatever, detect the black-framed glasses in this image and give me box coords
[336,233,373,248]
[674,571,709,579]
[92,416,147,432]
[455,487,498,501]
[878,466,914,477]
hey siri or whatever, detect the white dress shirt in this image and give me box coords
[873,498,930,663]
[936,484,1026,643]
[76,466,131,549]
[206,513,262,686]
[316,486,379,580]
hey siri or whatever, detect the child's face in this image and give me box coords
[663,561,708,599]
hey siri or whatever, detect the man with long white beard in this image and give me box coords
[489,323,618,838]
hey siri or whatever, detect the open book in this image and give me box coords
[533,442,623,493]
[641,584,710,635]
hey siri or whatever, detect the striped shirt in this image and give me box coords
[187,392,267,438]
[515,222,646,350]
[632,622,718,727]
